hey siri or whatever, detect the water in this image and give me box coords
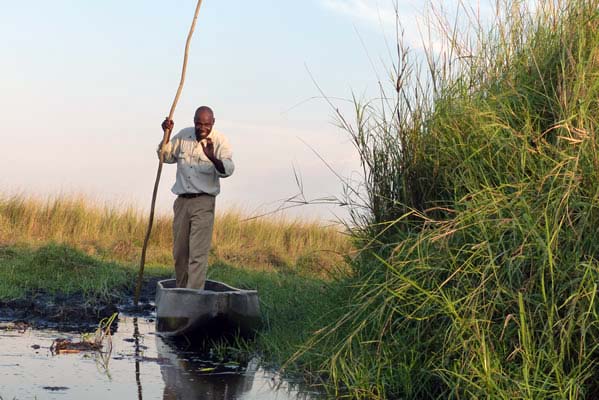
[0,316,318,400]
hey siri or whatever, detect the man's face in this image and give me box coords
[194,111,215,139]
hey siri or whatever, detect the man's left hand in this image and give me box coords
[201,138,226,174]
[201,138,215,160]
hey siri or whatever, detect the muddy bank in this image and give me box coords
[0,276,164,331]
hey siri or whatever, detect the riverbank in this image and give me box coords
[0,241,348,372]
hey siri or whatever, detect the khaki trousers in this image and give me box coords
[172,195,215,289]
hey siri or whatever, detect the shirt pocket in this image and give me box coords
[177,151,190,165]
[195,159,214,174]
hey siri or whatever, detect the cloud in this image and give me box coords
[320,0,434,50]
[321,0,399,28]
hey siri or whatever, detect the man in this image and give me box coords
[159,106,234,289]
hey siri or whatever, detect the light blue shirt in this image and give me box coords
[159,127,234,196]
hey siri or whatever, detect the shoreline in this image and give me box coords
[0,242,346,372]
[0,275,161,333]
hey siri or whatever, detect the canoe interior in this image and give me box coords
[159,279,255,293]
[155,279,261,339]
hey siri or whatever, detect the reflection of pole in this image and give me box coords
[133,317,143,400]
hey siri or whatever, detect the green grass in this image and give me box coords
[293,1,599,399]
[0,243,134,301]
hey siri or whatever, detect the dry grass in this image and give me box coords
[0,193,351,278]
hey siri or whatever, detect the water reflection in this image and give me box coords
[152,331,314,400]
[0,316,316,400]
[158,338,256,399]
[133,317,143,400]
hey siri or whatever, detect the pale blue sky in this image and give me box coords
[1,1,492,221]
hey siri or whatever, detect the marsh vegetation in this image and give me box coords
[293,0,599,398]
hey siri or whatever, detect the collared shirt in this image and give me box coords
[158,127,234,196]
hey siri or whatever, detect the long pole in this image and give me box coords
[134,0,204,306]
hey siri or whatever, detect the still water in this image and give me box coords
[0,316,318,400]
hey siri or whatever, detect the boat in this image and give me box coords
[155,279,261,338]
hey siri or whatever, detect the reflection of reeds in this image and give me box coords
[297,1,599,398]
[0,194,350,277]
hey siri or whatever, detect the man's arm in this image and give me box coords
[157,141,178,164]
[157,119,178,163]
[208,155,226,174]
[201,138,234,176]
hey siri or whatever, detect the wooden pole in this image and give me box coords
[134,0,204,306]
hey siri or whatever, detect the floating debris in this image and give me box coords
[50,312,119,355]
[50,338,102,354]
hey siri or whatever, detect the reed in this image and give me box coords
[297,1,599,398]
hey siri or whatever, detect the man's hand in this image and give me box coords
[201,138,215,160]
[201,138,226,174]
[161,118,174,132]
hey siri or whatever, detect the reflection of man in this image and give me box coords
[157,336,255,400]
[159,106,234,289]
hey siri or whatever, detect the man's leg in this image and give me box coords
[187,195,216,289]
[172,196,191,288]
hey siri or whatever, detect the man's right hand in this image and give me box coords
[161,118,174,132]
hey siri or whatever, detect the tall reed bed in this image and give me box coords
[0,194,350,276]
[299,1,599,398]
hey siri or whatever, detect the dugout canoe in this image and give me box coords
[155,279,261,337]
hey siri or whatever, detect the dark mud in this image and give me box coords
[0,276,165,332]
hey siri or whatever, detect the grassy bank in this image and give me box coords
[294,1,599,399]
[0,243,133,301]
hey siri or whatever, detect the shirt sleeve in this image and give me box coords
[219,158,235,178]
[156,136,180,164]
[216,135,234,178]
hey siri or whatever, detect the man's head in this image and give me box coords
[194,106,215,139]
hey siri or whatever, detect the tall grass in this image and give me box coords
[298,1,599,398]
[0,194,350,277]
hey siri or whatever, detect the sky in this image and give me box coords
[0,0,495,222]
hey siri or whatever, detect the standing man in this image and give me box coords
[159,106,234,289]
